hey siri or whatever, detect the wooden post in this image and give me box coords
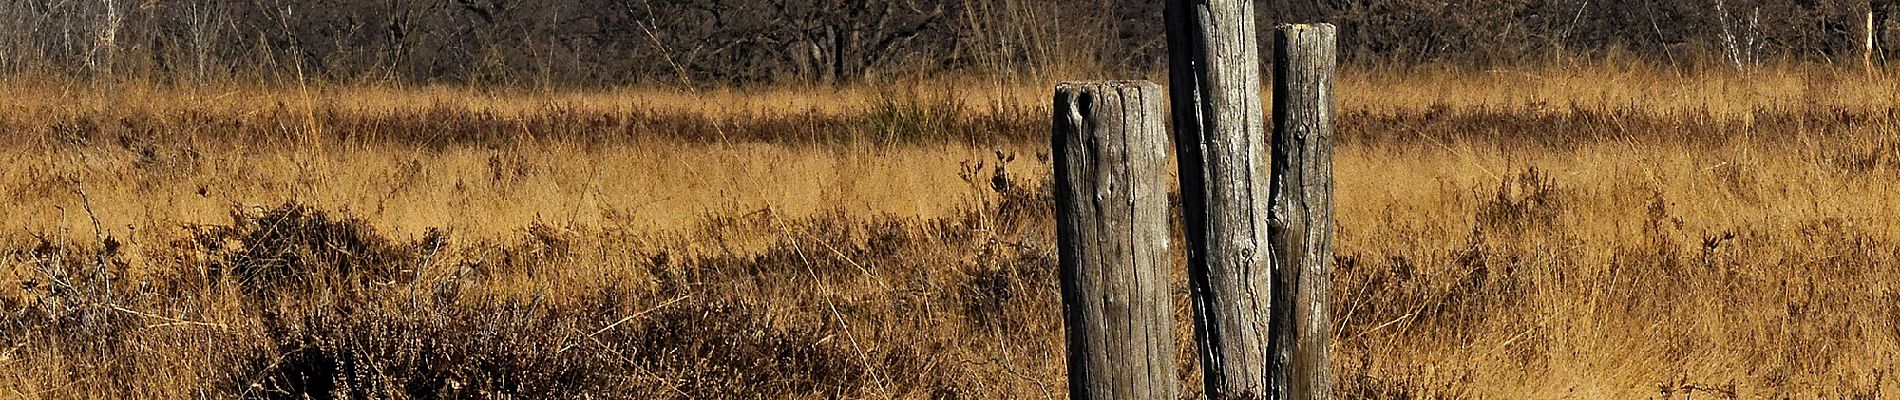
[1164,0,1274,398]
[1052,81,1177,400]
[1268,23,1337,400]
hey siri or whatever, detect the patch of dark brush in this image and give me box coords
[612,300,868,398]
[3,232,138,338]
[1474,167,1565,235]
[1428,228,1529,332]
[958,250,1058,332]
[1598,192,1697,305]
[953,151,1054,241]
[942,151,1061,332]
[238,299,607,400]
[230,275,876,399]
[479,222,572,278]
[188,202,427,302]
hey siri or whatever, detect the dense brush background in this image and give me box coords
[0,0,1898,85]
[3,0,1900,399]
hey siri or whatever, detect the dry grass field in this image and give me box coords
[5,64,1900,398]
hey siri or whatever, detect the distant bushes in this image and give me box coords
[0,0,1891,86]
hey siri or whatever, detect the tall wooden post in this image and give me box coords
[1268,23,1338,400]
[1052,81,1177,400]
[1164,0,1273,398]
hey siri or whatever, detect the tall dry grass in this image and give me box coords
[3,64,1900,398]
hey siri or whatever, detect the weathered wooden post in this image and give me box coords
[1051,81,1177,400]
[1164,0,1274,398]
[1268,23,1338,400]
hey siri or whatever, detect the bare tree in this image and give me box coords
[1713,0,1762,70]
[770,0,947,84]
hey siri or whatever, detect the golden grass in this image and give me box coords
[4,62,1900,121]
[0,142,1003,242]
[3,63,1900,398]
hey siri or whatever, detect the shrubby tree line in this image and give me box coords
[0,0,1889,86]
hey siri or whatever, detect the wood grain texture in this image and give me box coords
[1051,81,1177,400]
[1268,23,1338,400]
[1164,0,1274,398]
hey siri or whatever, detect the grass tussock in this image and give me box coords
[5,66,1900,398]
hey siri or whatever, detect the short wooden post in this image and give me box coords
[1267,23,1338,400]
[1163,0,1275,398]
[1051,81,1177,400]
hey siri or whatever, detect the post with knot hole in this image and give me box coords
[1051,81,1176,400]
